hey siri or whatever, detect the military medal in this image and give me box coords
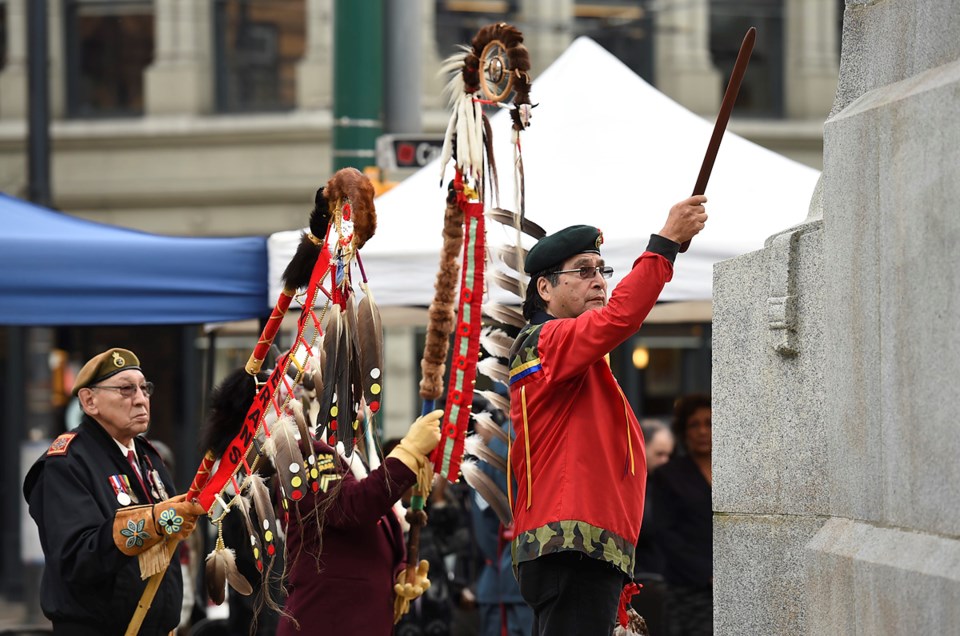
[109,474,136,506]
[148,469,168,501]
[142,455,169,501]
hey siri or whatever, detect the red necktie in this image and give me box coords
[126,450,153,503]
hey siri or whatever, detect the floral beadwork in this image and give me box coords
[120,518,151,549]
[157,507,184,535]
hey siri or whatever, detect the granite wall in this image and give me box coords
[712,1,960,633]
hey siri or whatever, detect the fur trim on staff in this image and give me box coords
[325,167,376,250]
[420,188,465,401]
[461,460,513,526]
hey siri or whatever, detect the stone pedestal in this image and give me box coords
[713,1,960,633]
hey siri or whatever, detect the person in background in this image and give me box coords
[23,347,205,635]
[647,394,713,636]
[642,419,675,473]
[633,418,676,635]
[276,410,444,635]
[469,399,534,636]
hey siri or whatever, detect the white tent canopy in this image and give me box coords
[268,37,819,307]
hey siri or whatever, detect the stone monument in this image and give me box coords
[712,1,960,633]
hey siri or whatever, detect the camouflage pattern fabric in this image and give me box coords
[511,520,636,576]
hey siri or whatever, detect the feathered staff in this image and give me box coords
[127,169,382,636]
[395,21,533,625]
[199,166,379,558]
[125,188,334,636]
[431,22,532,485]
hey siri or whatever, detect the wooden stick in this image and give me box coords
[124,541,178,636]
[680,26,756,253]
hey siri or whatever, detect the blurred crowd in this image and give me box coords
[171,392,712,636]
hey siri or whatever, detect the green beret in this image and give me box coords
[524,225,604,274]
[72,348,141,395]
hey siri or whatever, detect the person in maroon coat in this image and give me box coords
[277,409,443,635]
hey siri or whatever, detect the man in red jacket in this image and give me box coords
[507,195,707,635]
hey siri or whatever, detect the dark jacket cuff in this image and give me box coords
[646,234,680,264]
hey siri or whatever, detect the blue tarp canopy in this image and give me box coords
[0,193,269,325]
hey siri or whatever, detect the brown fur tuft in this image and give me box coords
[325,168,377,249]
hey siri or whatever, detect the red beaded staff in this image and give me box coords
[127,169,378,635]
[428,22,532,484]
[395,22,533,624]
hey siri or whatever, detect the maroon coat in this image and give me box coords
[277,442,416,636]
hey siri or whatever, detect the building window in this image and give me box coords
[574,1,654,82]
[213,0,306,113]
[434,0,517,60]
[65,0,154,117]
[709,0,784,118]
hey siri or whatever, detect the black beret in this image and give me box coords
[72,348,142,395]
[524,225,604,274]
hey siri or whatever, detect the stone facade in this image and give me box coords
[0,0,836,236]
[713,1,960,632]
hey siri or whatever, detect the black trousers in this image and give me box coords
[518,551,626,636]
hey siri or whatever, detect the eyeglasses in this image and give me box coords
[550,265,614,280]
[90,382,155,398]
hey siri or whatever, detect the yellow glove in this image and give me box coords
[393,559,432,623]
[388,409,443,472]
[113,494,205,556]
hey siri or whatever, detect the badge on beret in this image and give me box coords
[111,351,127,368]
[596,229,604,250]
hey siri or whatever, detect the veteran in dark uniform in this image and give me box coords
[23,348,205,636]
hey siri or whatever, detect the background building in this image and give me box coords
[0,0,840,614]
